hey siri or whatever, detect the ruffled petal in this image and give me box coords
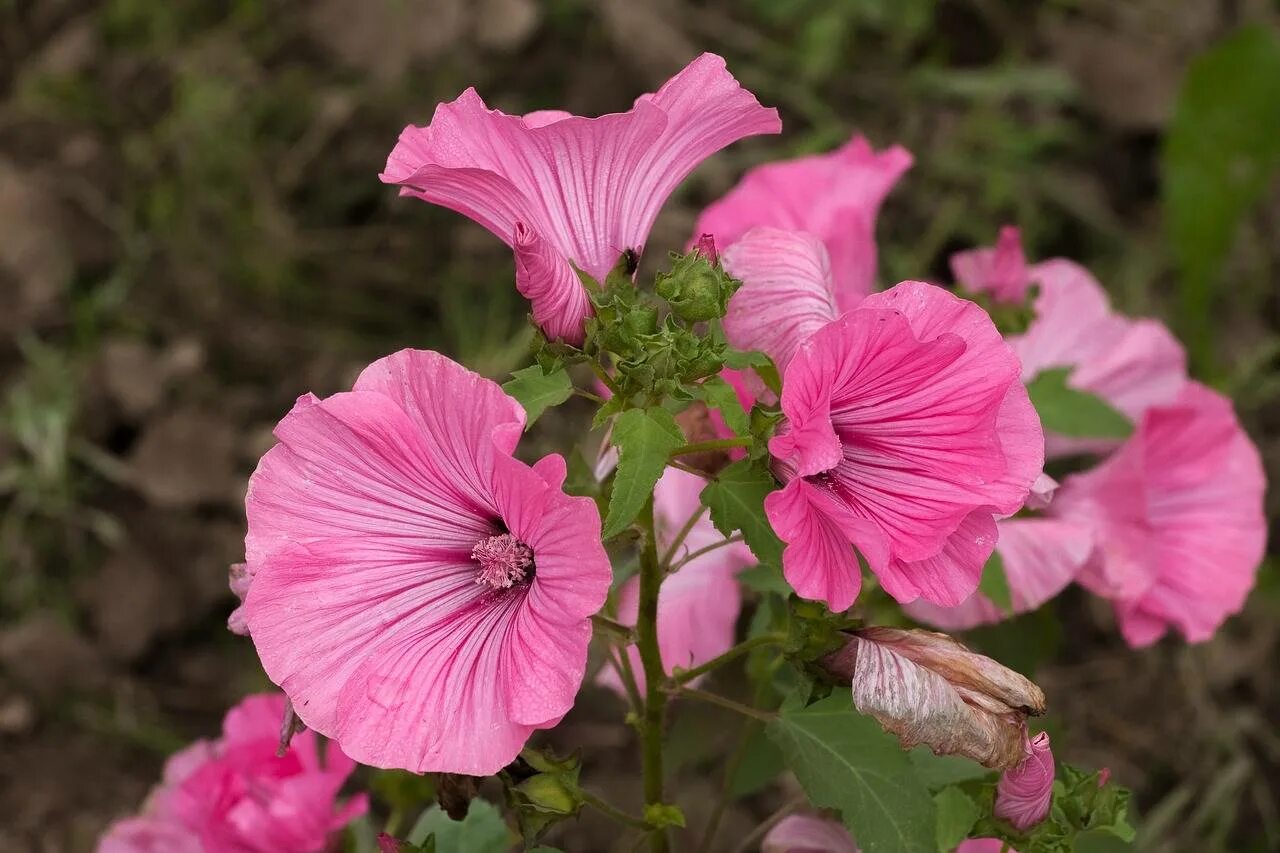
[513,222,594,344]
[695,134,912,305]
[995,732,1055,830]
[721,227,839,371]
[764,479,889,612]
[877,512,996,607]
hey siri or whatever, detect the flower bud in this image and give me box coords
[820,627,1046,770]
[692,232,719,266]
[995,731,1055,829]
[656,251,737,322]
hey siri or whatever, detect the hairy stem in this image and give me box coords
[636,496,670,853]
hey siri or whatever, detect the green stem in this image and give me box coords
[668,686,776,723]
[669,632,785,686]
[635,496,670,853]
[659,504,707,570]
[582,789,650,830]
[573,387,606,404]
[667,534,744,575]
[670,436,753,457]
[588,360,621,395]
[606,644,643,714]
[592,613,636,643]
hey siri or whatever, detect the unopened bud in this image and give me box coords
[655,251,737,323]
[995,731,1055,829]
[692,233,719,266]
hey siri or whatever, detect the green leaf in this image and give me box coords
[978,551,1013,615]
[933,787,980,853]
[601,407,684,538]
[1072,829,1134,852]
[908,747,991,790]
[700,459,783,567]
[1025,368,1132,439]
[729,727,786,797]
[1163,25,1280,372]
[406,801,510,852]
[766,695,936,852]
[696,375,750,436]
[502,365,573,427]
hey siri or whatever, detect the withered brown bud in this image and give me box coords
[819,627,1046,770]
[437,772,480,820]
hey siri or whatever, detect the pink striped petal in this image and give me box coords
[695,135,912,307]
[995,732,1055,830]
[382,54,780,343]
[878,512,997,607]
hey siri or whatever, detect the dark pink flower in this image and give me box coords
[97,693,365,853]
[241,349,611,774]
[764,281,1043,610]
[762,813,859,853]
[995,732,1055,830]
[951,225,1031,304]
[1052,382,1266,646]
[381,54,780,344]
[695,135,912,308]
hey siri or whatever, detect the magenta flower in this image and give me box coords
[763,280,1043,610]
[995,731,1055,830]
[600,468,753,693]
[1052,382,1266,646]
[762,814,859,853]
[695,135,912,309]
[97,693,366,853]
[954,230,1187,459]
[239,349,611,774]
[381,54,780,344]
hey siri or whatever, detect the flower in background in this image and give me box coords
[695,134,912,308]
[97,693,366,853]
[1052,382,1266,647]
[751,272,1042,611]
[600,467,754,693]
[950,225,1032,305]
[381,53,780,344]
[761,813,859,853]
[239,349,611,774]
[996,731,1055,830]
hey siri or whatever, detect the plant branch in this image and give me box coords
[659,504,707,569]
[666,686,776,723]
[667,534,744,574]
[573,387,606,404]
[581,789,650,830]
[669,436,753,457]
[592,613,636,643]
[669,632,785,686]
[635,496,670,853]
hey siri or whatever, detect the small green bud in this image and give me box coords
[655,246,738,323]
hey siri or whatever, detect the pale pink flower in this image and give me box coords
[950,225,1031,304]
[995,731,1055,830]
[764,281,1043,610]
[600,468,754,693]
[954,230,1187,458]
[381,54,780,344]
[695,135,912,309]
[1052,382,1266,646]
[903,518,1093,631]
[957,842,1019,853]
[97,693,366,853]
[761,813,859,853]
[240,349,611,774]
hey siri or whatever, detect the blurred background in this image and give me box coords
[0,1,1277,851]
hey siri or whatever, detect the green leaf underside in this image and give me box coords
[700,459,784,567]
[601,407,685,538]
[697,375,750,435]
[933,786,980,852]
[502,365,573,427]
[766,695,936,853]
[1025,368,1132,439]
[978,551,1014,614]
[407,801,509,852]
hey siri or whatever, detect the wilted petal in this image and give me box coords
[762,813,859,853]
[695,135,912,306]
[721,227,839,371]
[996,732,1055,830]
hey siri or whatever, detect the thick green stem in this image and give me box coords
[635,496,670,853]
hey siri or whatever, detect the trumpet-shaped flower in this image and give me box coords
[97,693,366,853]
[381,54,780,344]
[1052,382,1266,646]
[762,279,1042,610]
[240,349,611,774]
[695,135,912,308]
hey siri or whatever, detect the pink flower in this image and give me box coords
[240,349,611,774]
[1051,382,1266,646]
[903,518,1094,631]
[695,135,912,309]
[950,225,1031,304]
[97,693,366,853]
[954,230,1187,458]
[764,281,1043,610]
[762,813,859,853]
[381,54,780,344]
[600,468,753,693]
[995,732,1055,830]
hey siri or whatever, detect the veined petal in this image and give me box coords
[514,222,593,345]
[877,512,996,607]
[762,814,860,853]
[721,227,839,371]
[995,732,1055,830]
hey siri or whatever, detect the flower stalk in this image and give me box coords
[635,495,670,853]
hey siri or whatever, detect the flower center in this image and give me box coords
[471,533,534,590]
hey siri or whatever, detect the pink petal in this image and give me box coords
[721,227,839,371]
[96,818,201,853]
[877,512,996,607]
[1054,382,1266,646]
[695,135,912,307]
[950,225,1032,303]
[995,732,1055,830]
[762,814,860,853]
[957,841,1019,853]
[764,478,888,612]
[382,54,780,342]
